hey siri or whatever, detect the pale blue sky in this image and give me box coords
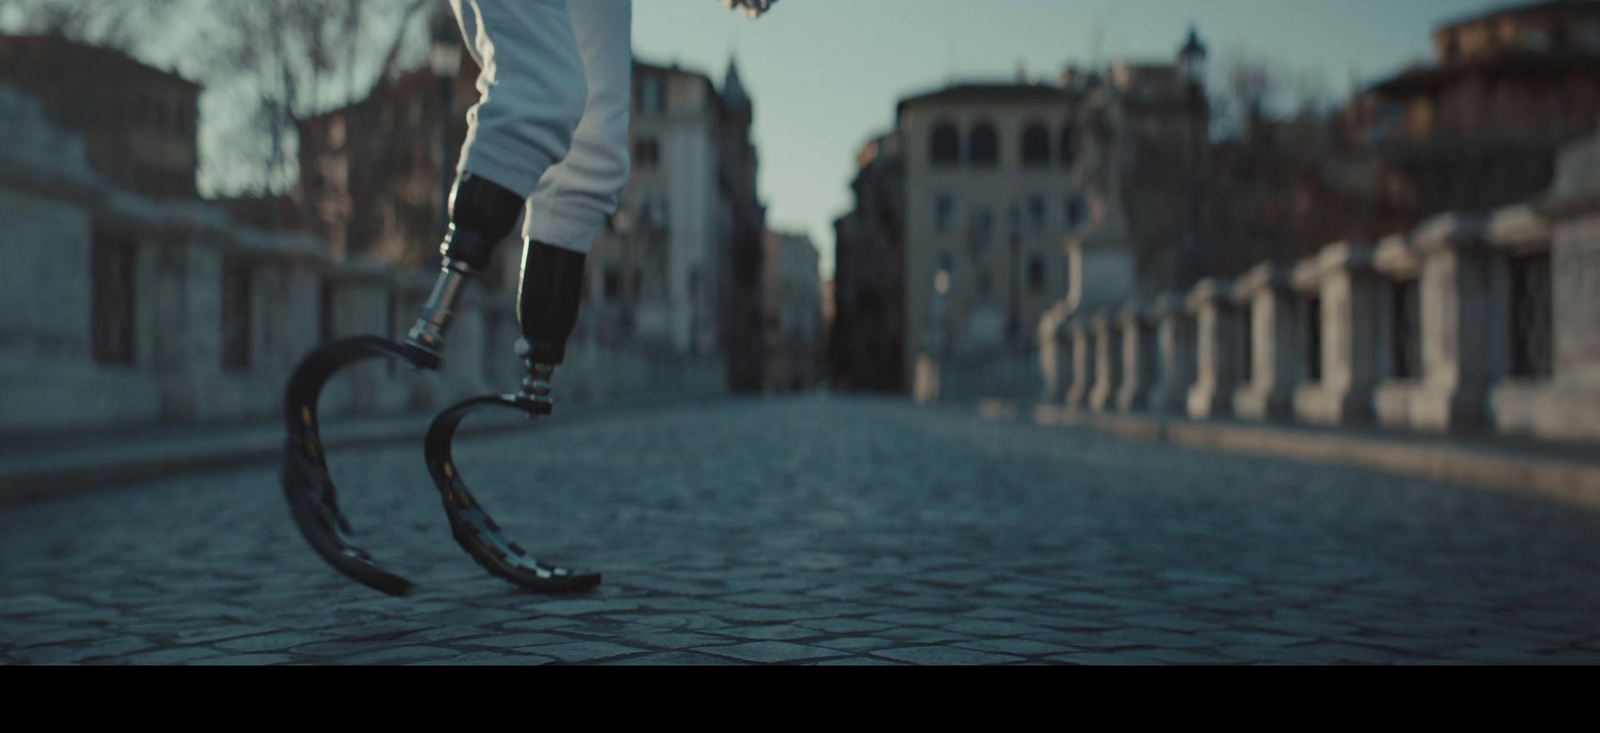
[631,0,1505,278]
[62,0,1507,278]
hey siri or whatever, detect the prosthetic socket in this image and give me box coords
[406,173,587,406]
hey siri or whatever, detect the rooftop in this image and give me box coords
[1438,0,1600,33]
[896,83,1078,120]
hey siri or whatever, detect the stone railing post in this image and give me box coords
[1484,205,1554,437]
[1406,214,1501,431]
[1292,242,1381,426]
[1089,310,1122,412]
[1115,299,1153,412]
[1064,313,1097,409]
[1510,131,1600,442]
[1037,301,1072,403]
[1370,234,1424,430]
[1186,278,1239,419]
[1146,293,1193,416]
[1231,263,1297,422]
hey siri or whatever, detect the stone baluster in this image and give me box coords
[1405,213,1504,431]
[1186,278,1239,420]
[1037,301,1072,403]
[1231,263,1297,422]
[1504,132,1600,442]
[1089,310,1122,412]
[1146,293,1193,416]
[1484,205,1553,436]
[1116,299,1155,412]
[1292,242,1381,426]
[1064,313,1097,409]
[1369,234,1424,430]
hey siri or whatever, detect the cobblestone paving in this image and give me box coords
[4,396,1600,665]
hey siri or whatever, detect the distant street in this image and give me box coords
[4,396,1600,665]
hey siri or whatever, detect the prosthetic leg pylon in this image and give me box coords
[280,173,600,596]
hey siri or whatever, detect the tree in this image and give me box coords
[191,0,432,211]
[1211,45,1281,144]
[0,0,182,50]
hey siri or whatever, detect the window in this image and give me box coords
[1027,197,1046,229]
[91,230,136,366]
[634,138,660,169]
[222,259,253,371]
[1066,195,1087,228]
[935,195,957,231]
[1027,256,1045,293]
[1021,123,1050,167]
[930,122,959,167]
[969,123,998,167]
[1060,125,1078,168]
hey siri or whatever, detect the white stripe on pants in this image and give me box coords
[450,0,632,255]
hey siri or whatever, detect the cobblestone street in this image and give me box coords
[4,396,1600,665]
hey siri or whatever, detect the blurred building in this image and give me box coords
[1352,0,1600,215]
[576,60,766,375]
[897,81,1087,390]
[294,46,767,385]
[713,61,768,393]
[761,229,821,392]
[294,46,478,264]
[0,34,200,200]
[832,131,907,393]
[1063,56,1207,306]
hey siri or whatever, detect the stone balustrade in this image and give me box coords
[0,87,723,435]
[1089,310,1122,412]
[1033,124,1600,444]
[1116,299,1156,412]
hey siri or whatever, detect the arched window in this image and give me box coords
[1060,125,1078,168]
[1021,123,1050,167]
[969,123,998,167]
[930,122,960,167]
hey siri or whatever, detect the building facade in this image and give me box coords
[572,60,765,374]
[831,131,907,393]
[0,34,201,200]
[761,229,821,392]
[1352,0,1600,216]
[897,84,1087,390]
[294,46,767,384]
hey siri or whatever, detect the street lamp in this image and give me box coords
[431,11,463,257]
[1177,24,1208,289]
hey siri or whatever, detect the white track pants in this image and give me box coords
[450,0,632,255]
